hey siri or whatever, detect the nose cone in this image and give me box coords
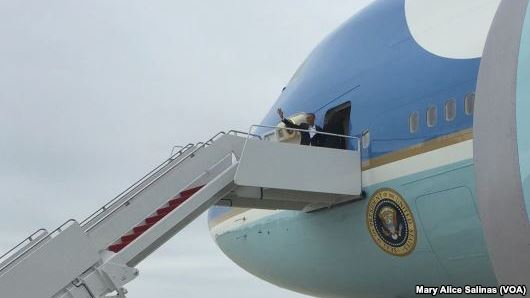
[474,0,530,286]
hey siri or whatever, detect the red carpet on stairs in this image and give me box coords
[108,185,203,253]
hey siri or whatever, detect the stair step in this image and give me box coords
[133,223,154,234]
[169,197,186,207]
[108,185,205,253]
[179,185,203,198]
[157,205,176,215]
[108,240,132,253]
[145,214,165,224]
[121,232,141,243]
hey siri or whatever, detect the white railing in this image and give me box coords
[0,219,76,273]
[82,130,259,233]
[80,143,196,228]
[246,124,361,151]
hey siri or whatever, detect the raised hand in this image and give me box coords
[277,108,284,120]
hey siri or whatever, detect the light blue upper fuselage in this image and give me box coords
[261,1,478,160]
[209,0,478,225]
[207,0,501,297]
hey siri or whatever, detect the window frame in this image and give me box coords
[445,98,457,122]
[464,92,475,116]
[409,111,419,133]
[426,105,437,128]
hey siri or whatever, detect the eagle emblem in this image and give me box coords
[366,188,416,256]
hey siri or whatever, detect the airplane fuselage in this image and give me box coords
[208,0,530,297]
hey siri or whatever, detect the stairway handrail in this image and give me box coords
[83,130,258,233]
[0,219,76,273]
[0,228,47,269]
[227,130,262,139]
[246,124,361,149]
[80,143,195,227]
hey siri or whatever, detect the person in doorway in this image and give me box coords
[277,108,324,146]
[323,117,346,149]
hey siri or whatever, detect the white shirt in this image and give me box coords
[308,125,317,139]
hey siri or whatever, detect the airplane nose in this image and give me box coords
[474,0,530,286]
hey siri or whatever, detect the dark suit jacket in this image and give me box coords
[323,119,346,149]
[282,119,323,146]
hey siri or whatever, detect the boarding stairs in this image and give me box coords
[0,128,362,298]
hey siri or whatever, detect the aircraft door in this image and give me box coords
[323,102,352,150]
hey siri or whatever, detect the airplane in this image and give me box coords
[207,0,530,297]
[0,0,529,297]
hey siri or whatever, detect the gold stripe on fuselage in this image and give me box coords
[210,129,474,227]
[362,129,473,170]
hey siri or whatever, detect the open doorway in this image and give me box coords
[323,102,351,149]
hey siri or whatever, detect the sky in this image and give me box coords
[0,0,372,297]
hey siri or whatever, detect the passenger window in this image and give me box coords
[362,130,370,149]
[409,112,419,133]
[427,106,437,128]
[445,98,456,121]
[465,92,475,115]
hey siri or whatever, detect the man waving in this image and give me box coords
[277,108,323,147]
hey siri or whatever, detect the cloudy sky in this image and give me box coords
[0,0,371,297]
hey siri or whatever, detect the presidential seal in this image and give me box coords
[366,188,416,256]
